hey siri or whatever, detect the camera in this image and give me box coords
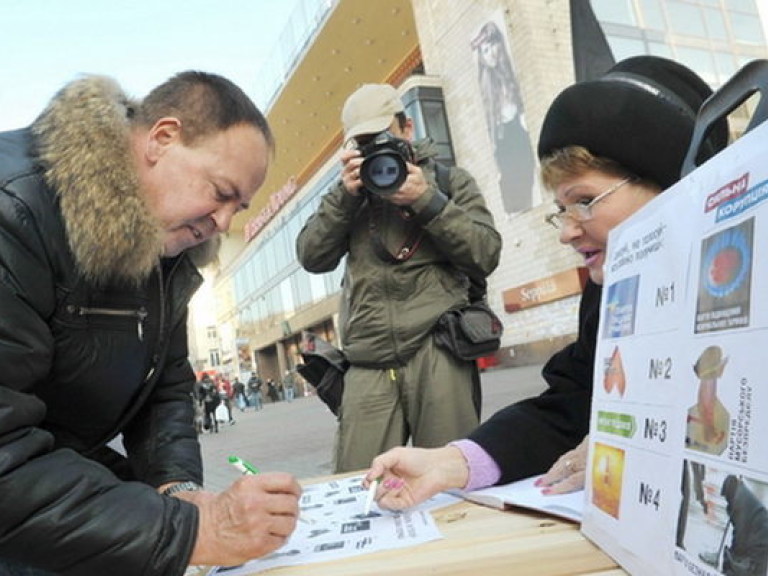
[358,131,414,196]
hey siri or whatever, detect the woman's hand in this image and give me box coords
[536,436,589,495]
[364,445,470,510]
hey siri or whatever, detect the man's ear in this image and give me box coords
[145,117,183,162]
[403,117,415,141]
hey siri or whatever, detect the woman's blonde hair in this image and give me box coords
[540,146,661,195]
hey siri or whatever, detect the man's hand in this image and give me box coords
[341,149,428,206]
[340,149,365,196]
[364,445,469,511]
[385,162,429,207]
[535,435,589,495]
[180,472,301,566]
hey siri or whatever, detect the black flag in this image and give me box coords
[570,0,615,82]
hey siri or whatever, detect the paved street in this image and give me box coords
[200,364,547,491]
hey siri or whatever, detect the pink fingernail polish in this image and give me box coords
[384,478,403,490]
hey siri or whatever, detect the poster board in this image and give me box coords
[581,120,768,575]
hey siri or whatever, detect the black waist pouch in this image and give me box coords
[434,301,503,361]
[296,334,348,416]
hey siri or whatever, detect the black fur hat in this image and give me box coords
[537,56,729,189]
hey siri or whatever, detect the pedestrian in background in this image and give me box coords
[201,374,221,434]
[283,369,296,402]
[232,377,248,411]
[266,378,280,403]
[247,371,264,410]
[217,376,236,426]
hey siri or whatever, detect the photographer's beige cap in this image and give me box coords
[342,83,404,141]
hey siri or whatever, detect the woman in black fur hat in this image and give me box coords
[363,55,729,509]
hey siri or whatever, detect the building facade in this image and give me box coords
[189,0,768,382]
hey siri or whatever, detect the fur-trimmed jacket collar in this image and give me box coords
[31,75,217,285]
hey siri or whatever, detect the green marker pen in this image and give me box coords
[228,455,260,475]
[228,455,312,525]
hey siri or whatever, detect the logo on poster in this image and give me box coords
[704,172,768,223]
[705,173,749,212]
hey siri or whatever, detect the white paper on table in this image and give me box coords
[207,475,446,575]
[454,475,584,523]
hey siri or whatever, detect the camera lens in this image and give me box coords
[360,151,407,196]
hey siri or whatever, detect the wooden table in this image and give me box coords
[231,499,625,575]
[189,471,628,576]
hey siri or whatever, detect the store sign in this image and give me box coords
[502,267,588,312]
[244,177,298,242]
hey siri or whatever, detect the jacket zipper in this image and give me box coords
[68,305,148,341]
[79,264,167,453]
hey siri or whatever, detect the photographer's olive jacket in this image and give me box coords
[297,139,501,367]
[0,77,213,575]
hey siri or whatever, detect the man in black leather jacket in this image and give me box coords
[0,72,300,575]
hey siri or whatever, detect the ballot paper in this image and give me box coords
[207,475,452,575]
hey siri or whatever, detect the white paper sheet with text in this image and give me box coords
[207,475,454,575]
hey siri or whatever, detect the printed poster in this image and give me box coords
[581,120,768,576]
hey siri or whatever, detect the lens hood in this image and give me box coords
[358,132,413,196]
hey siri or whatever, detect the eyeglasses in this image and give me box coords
[544,177,636,230]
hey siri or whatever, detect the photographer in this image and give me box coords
[297,83,501,473]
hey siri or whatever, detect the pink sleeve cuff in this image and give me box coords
[450,439,502,491]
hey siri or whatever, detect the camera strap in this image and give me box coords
[433,161,488,303]
[366,157,449,264]
[366,161,489,304]
[368,198,423,264]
